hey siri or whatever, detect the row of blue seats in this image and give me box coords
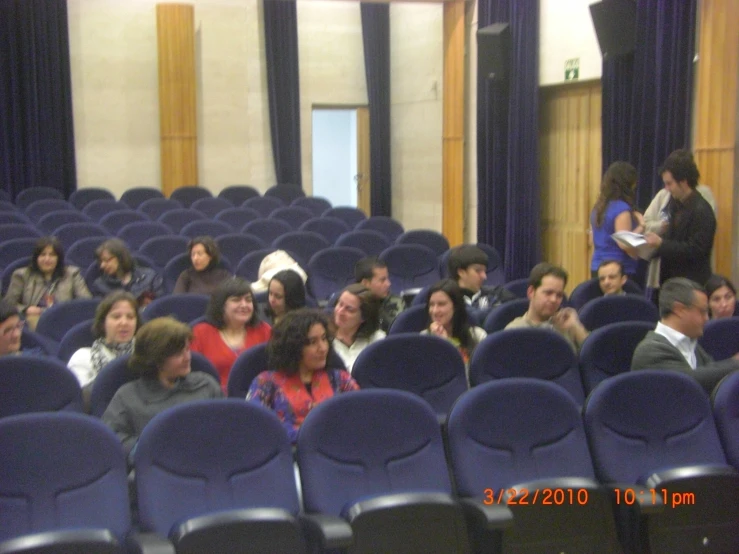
[2,371,738,552]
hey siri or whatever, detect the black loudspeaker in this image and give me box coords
[589,0,637,59]
[477,23,510,82]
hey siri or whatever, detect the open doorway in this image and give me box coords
[311,107,370,214]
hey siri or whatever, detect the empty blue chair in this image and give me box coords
[470,328,585,403]
[15,187,64,210]
[306,246,365,301]
[269,206,315,230]
[138,235,189,271]
[98,210,149,233]
[569,277,644,311]
[578,294,659,331]
[482,298,530,333]
[264,184,304,204]
[65,236,109,269]
[218,185,260,205]
[0,356,83,417]
[379,244,440,296]
[179,219,233,239]
[68,187,115,210]
[81,199,130,222]
[142,293,210,324]
[323,206,367,229]
[396,229,450,257]
[234,248,276,283]
[53,222,109,250]
[117,221,173,251]
[137,197,182,219]
[241,218,293,245]
[213,207,261,231]
[297,389,470,553]
[24,199,75,222]
[388,304,428,334]
[712,371,739,471]
[216,234,266,268]
[170,186,213,207]
[352,334,468,417]
[699,316,739,362]
[299,216,349,244]
[120,186,164,208]
[0,212,32,226]
[36,210,90,234]
[272,231,329,266]
[502,277,529,298]
[191,196,233,217]
[355,216,404,242]
[242,195,284,217]
[157,208,208,233]
[57,318,96,364]
[291,196,332,217]
[35,298,101,346]
[0,226,40,247]
[0,190,10,203]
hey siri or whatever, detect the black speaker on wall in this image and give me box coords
[589,0,637,59]
[477,23,510,82]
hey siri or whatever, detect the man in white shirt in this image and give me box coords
[631,277,739,392]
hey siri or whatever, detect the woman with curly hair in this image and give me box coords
[173,236,232,295]
[590,161,644,279]
[247,309,358,443]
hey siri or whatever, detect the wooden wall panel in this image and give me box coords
[539,81,602,293]
[694,0,738,278]
[156,4,198,197]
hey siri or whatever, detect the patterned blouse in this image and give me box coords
[246,369,359,443]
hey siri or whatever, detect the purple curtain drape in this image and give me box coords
[263,0,302,188]
[360,3,392,217]
[477,0,540,280]
[0,0,77,201]
[602,0,697,210]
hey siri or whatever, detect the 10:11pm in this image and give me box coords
[614,488,696,508]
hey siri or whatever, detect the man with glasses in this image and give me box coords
[0,300,24,356]
[631,278,739,392]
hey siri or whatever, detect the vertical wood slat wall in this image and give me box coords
[156,4,198,197]
[539,82,602,293]
[442,1,465,247]
[693,0,738,278]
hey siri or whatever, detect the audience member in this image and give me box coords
[4,237,91,328]
[421,279,486,368]
[631,278,739,393]
[102,317,222,459]
[705,274,737,320]
[67,291,139,394]
[590,161,644,279]
[173,236,232,295]
[355,256,405,332]
[447,245,516,316]
[263,269,306,326]
[596,260,628,296]
[0,300,24,356]
[506,262,589,351]
[331,283,385,372]
[191,277,271,391]
[91,238,163,306]
[247,309,359,443]
[644,150,716,286]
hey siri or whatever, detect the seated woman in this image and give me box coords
[247,309,359,443]
[173,236,232,295]
[4,237,91,328]
[422,279,487,367]
[331,283,385,372]
[102,317,222,459]
[91,238,163,307]
[263,269,306,326]
[191,277,272,391]
[706,274,737,319]
[68,291,139,394]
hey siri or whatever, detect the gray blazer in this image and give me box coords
[4,266,92,313]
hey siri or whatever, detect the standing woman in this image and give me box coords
[263,269,306,326]
[422,279,486,368]
[173,236,232,295]
[331,283,385,372]
[705,275,737,319]
[4,237,91,328]
[92,238,163,307]
[191,277,272,391]
[590,161,644,279]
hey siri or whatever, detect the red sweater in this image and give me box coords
[191,321,272,391]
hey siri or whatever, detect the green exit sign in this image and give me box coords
[565,58,580,81]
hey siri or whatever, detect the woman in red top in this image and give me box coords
[191,277,271,391]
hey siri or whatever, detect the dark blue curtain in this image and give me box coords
[602,0,696,210]
[263,0,302,188]
[360,3,391,217]
[0,0,77,201]
[477,0,540,280]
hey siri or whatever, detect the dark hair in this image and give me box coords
[30,237,66,280]
[0,299,19,324]
[354,256,388,283]
[96,238,135,275]
[705,274,736,299]
[658,277,705,319]
[92,291,140,339]
[188,236,220,271]
[205,277,260,329]
[596,259,625,276]
[528,262,568,289]
[266,269,306,317]
[268,309,334,376]
[128,317,192,378]
[659,149,700,189]
[593,161,638,227]
[424,279,479,352]
[332,283,382,340]
[447,245,488,281]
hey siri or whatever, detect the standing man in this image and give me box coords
[644,149,716,286]
[354,257,405,332]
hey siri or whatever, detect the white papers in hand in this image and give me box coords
[611,231,656,260]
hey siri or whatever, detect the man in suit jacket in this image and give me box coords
[631,277,739,393]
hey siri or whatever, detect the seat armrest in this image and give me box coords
[343,491,457,521]
[642,463,738,487]
[458,498,514,531]
[0,529,120,554]
[127,531,176,554]
[300,513,353,550]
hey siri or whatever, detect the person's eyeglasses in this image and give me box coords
[1,321,25,337]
